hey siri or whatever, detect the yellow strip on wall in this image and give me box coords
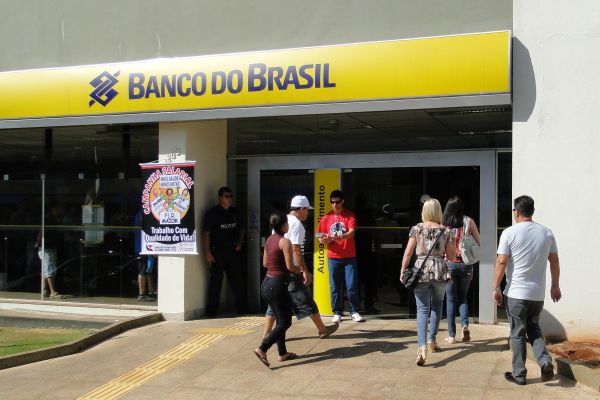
[0,31,510,120]
[313,169,341,315]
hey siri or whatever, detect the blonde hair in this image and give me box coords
[421,198,443,223]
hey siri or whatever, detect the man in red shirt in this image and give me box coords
[317,190,365,323]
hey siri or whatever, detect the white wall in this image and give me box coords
[157,120,227,320]
[513,1,600,339]
[0,0,511,72]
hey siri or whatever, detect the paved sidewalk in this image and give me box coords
[0,315,598,400]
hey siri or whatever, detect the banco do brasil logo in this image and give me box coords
[89,70,120,107]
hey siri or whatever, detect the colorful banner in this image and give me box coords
[0,31,510,121]
[140,161,197,254]
[313,169,341,315]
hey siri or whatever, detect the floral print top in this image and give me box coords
[409,223,453,282]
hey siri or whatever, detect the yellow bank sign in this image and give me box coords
[0,31,510,121]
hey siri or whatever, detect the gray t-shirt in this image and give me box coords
[497,221,558,301]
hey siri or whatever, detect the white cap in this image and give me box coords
[290,195,314,209]
[419,193,431,204]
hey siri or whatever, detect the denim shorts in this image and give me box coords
[266,273,319,319]
[38,248,57,278]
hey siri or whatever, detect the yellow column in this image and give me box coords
[313,169,340,316]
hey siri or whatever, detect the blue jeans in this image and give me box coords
[446,262,473,338]
[328,257,361,315]
[414,280,447,347]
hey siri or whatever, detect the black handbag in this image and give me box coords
[402,229,445,289]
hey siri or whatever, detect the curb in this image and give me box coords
[520,340,600,392]
[554,355,600,392]
[0,312,163,370]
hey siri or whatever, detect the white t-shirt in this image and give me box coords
[497,221,558,301]
[284,214,305,266]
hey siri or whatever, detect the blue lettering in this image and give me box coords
[145,75,160,98]
[160,75,176,97]
[315,64,321,88]
[177,73,191,96]
[191,72,206,96]
[323,63,336,88]
[129,73,145,99]
[248,63,266,92]
[282,66,299,90]
[227,70,243,94]
[212,71,226,94]
[267,67,285,91]
[298,65,314,89]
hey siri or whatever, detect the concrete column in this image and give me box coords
[513,1,600,339]
[157,120,227,320]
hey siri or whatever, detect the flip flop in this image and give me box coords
[254,349,270,368]
[277,352,297,362]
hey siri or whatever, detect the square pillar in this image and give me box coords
[157,120,227,320]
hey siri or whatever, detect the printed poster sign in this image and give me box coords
[140,161,197,254]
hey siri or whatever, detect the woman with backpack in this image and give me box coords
[442,196,481,343]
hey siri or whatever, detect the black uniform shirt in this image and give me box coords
[202,205,243,253]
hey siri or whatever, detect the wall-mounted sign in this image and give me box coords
[0,31,510,122]
[140,161,196,255]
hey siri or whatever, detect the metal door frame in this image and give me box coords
[246,150,497,323]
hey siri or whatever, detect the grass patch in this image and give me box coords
[0,326,94,357]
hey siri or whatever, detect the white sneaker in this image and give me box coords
[331,314,342,324]
[351,312,365,322]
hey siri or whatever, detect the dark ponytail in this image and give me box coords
[442,195,464,229]
[269,211,288,235]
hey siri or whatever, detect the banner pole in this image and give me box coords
[40,174,45,301]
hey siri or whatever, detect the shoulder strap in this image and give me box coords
[414,229,445,273]
[463,216,470,235]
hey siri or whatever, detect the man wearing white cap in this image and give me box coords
[263,195,339,339]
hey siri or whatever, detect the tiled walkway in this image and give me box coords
[0,315,598,399]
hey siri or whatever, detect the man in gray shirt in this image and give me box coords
[492,195,562,386]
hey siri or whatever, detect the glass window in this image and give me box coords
[0,124,158,305]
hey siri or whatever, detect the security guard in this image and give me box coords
[202,186,247,317]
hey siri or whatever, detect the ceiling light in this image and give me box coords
[458,129,512,135]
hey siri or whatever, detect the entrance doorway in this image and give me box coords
[247,150,497,322]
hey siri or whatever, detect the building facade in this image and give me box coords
[0,1,596,339]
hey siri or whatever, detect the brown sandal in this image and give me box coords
[254,349,270,368]
[277,352,297,362]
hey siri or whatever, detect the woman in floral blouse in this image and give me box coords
[401,198,456,366]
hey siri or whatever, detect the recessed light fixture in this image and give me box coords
[458,129,512,135]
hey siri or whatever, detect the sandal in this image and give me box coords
[254,349,270,368]
[278,352,297,362]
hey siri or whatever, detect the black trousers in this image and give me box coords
[206,250,246,316]
[260,276,293,356]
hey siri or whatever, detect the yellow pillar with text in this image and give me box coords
[313,169,341,316]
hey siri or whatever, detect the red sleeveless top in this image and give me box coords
[265,233,287,278]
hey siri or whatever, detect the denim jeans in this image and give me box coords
[507,297,552,381]
[446,262,473,338]
[414,280,447,347]
[328,257,361,315]
[260,276,293,356]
